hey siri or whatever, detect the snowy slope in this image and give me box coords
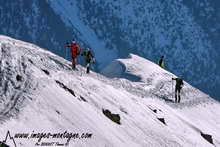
[0,36,220,147]
[1,0,219,101]
[47,0,220,101]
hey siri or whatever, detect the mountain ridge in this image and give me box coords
[0,36,219,146]
[0,0,219,99]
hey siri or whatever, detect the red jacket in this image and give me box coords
[67,42,80,58]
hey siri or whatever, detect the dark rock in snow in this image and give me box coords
[41,69,50,75]
[16,75,22,81]
[79,95,87,102]
[103,109,121,125]
[55,80,76,97]
[157,118,166,125]
[55,110,60,115]
[153,109,157,113]
[201,132,213,145]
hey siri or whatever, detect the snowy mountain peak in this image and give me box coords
[0,36,219,147]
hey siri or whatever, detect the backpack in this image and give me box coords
[158,59,165,68]
[179,79,183,88]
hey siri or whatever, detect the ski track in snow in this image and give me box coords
[0,36,219,147]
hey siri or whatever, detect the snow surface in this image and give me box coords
[0,35,220,147]
[47,0,220,101]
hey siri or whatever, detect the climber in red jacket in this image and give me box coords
[66,40,80,69]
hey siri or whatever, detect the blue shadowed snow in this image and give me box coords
[101,59,142,82]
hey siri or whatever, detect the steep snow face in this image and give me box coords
[0,36,220,147]
[47,0,220,101]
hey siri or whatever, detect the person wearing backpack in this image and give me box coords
[66,40,81,70]
[172,77,184,103]
[81,48,95,73]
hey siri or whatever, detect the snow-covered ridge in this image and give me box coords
[101,54,214,106]
[1,0,219,101]
[48,0,220,100]
[0,36,219,147]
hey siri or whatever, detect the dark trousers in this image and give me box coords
[72,57,77,69]
[175,88,181,103]
[86,62,90,73]
[85,57,93,73]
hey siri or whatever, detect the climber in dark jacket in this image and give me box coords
[172,77,184,103]
[158,56,165,68]
[81,48,95,73]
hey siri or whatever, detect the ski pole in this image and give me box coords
[65,47,67,60]
[80,66,83,76]
[171,77,173,101]
[65,42,68,60]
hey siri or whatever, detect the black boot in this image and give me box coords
[86,67,90,73]
[175,93,177,103]
[178,95,181,103]
[72,64,76,70]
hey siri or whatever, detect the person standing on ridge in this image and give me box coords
[158,56,165,68]
[66,40,81,70]
[81,48,95,73]
[172,77,184,103]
